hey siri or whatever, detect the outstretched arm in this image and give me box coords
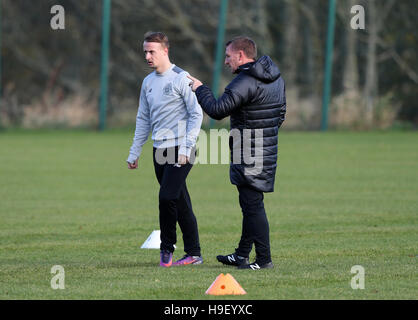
[187,75,247,120]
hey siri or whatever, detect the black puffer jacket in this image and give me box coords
[195,55,286,192]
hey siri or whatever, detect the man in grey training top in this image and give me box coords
[126,32,203,267]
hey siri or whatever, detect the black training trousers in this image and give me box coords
[235,185,272,265]
[153,146,201,256]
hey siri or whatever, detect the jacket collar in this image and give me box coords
[235,61,255,74]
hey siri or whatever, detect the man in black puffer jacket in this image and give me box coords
[188,36,286,270]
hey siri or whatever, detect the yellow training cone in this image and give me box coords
[205,273,247,295]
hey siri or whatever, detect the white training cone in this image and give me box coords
[140,230,176,249]
[141,230,161,249]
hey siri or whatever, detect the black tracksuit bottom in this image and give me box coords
[234,185,272,265]
[153,146,201,256]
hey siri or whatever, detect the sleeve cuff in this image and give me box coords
[178,145,192,158]
[126,154,138,164]
[195,85,206,98]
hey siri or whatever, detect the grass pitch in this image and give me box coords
[0,129,417,299]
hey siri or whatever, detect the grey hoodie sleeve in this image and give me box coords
[127,83,151,163]
[177,73,203,157]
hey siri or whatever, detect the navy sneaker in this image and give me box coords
[216,253,249,266]
[237,261,274,270]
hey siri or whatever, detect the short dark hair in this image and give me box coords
[143,31,170,49]
[226,36,257,59]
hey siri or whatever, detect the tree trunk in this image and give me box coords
[364,0,378,122]
[343,0,360,94]
[283,0,300,86]
[256,0,273,55]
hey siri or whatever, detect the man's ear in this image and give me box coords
[238,50,245,62]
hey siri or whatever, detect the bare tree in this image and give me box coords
[339,0,360,94]
[282,0,300,86]
[363,0,396,121]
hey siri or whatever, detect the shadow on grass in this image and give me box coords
[95,260,232,270]
[95,261,156,269]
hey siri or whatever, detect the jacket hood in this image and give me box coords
[238,55,281,83]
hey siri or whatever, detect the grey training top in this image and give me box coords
[127,64,203,163]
